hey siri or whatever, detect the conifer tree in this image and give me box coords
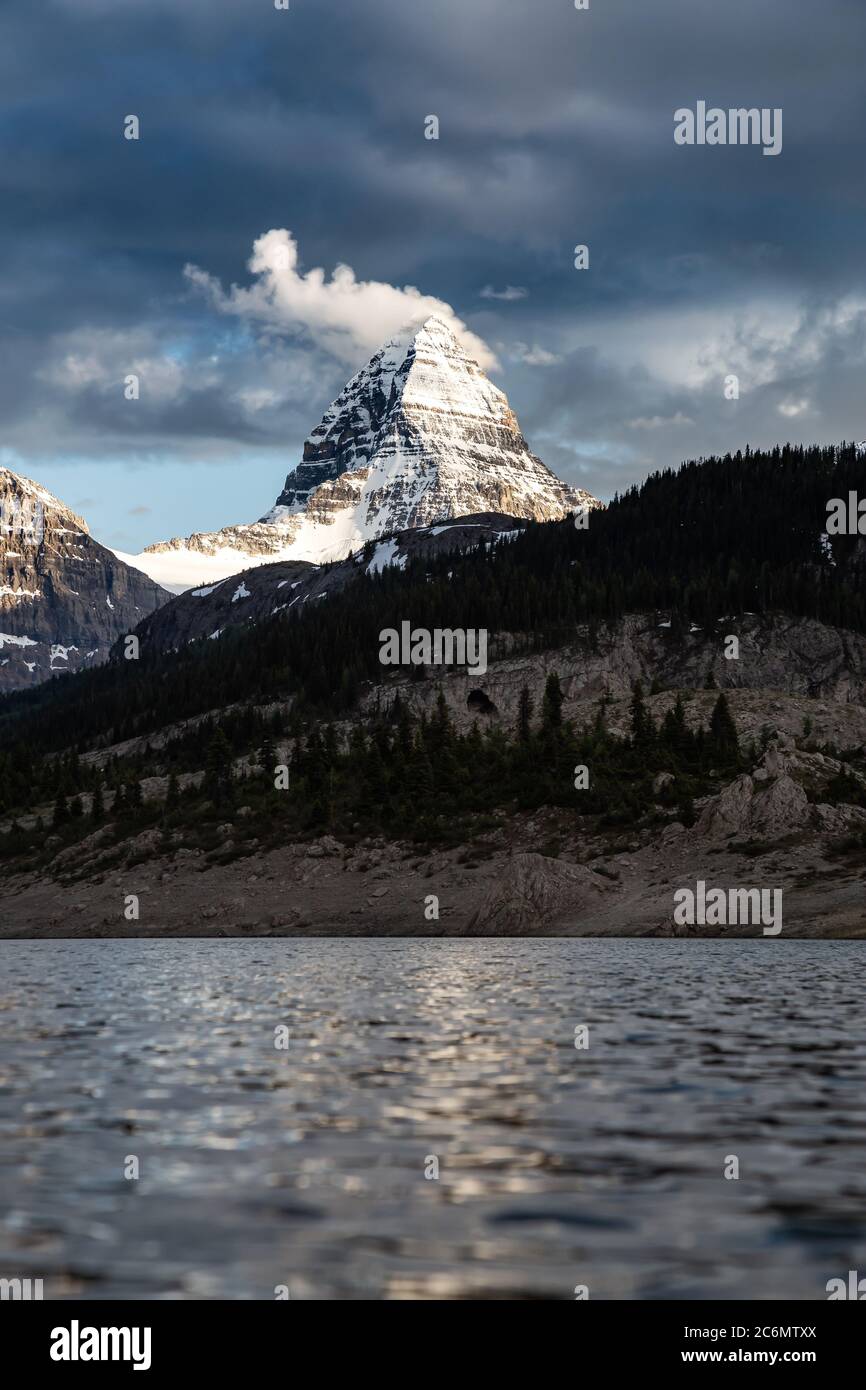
[630,680,653,745]
[430,689,454,755]
[541,673,563,733]
[259,733,276,778]
[204,727,234,807]
[709,693,739,768]
[517,686,534,744]
[661,693,689,758]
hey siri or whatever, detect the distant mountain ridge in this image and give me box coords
[0,467,168,693]
[121,317,598,590]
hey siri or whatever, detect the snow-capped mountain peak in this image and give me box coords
[122,318,600,590]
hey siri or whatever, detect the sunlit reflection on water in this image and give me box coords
[0,938,864,1299]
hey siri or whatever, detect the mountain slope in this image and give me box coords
[123,318,598,589]
[0,467,169,692]
[133,514,525,653]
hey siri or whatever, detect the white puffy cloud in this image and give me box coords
[509,341,560,367]
[777,397,812,418]
[627,412,694,430]
[184,228,497,370]
[43,328,190,401]
[480,285,528,301]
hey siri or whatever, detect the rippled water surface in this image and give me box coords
[1,939,864,1300]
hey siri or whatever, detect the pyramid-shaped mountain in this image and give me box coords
[127,317,599,590]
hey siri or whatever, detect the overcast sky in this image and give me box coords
[2,0,866,551]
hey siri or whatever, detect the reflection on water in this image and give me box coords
[0,939,864,1300]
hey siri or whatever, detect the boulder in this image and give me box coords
[466,852,614,934]
[750,774,809,835]
[696,770,809,839]
[696,774,754,837]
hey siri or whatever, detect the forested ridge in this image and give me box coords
[1,674,754,865]
[2,441,866,865]
[1,441,864,812]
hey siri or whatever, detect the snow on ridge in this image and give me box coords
[366,537,408,575]
[484,529,522,550]
[49,642,79,668]
[113,545,269,595]
[0,465,90,531]
[428,523,485,536]
[0,584,41,600]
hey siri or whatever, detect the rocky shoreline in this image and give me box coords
[2,723,864,940]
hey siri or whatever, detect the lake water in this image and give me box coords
[1,938,864,1300]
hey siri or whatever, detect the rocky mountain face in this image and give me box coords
[364,611,866,733]
[0,467,168,693]
[132,514,525,654]
[126,318,598,589]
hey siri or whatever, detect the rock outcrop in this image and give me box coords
[0,467,168,692]
[466,852,613,934]
[696,736,866,840]
[695,769,810,839]
[361,613,866,737]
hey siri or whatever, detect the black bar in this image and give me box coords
[4,1299,862,1374]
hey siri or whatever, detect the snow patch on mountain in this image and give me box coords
[113,545,262,595]
[366,538,408,575]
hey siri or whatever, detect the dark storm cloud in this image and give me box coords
[2,0,866,514]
